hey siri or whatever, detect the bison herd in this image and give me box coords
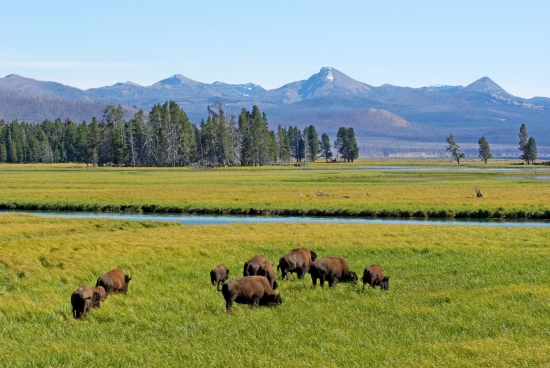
[71,268,132,319]
[71,248,389,317]
[213,247,390,311]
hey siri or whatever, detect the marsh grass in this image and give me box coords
[1,214,549,366]
[0,160,549,219]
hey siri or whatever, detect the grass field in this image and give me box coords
[1,214,549,366]
[0,159,549,219]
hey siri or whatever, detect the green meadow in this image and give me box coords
[1,214,549,367]
[0,159,549,219]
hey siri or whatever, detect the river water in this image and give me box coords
[2,210,549,228]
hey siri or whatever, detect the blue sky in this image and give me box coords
[1,0,548,97]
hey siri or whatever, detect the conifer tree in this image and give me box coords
[320,132,333,162]
[446,133,464,164]
[478,136,492,164]
[526,137,537,164]
[518,124,529,163]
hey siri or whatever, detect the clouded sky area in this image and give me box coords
[1,0,548,97]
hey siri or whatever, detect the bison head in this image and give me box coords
[260,293,283,306]
[381,276,390,290]
[310,251,317,262]
[342,271,358,284]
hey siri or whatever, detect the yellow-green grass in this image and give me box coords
[1,160,549,219]
[1,214,549,366]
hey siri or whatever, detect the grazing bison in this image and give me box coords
[96,268,132,295]
[243,254,267,276]
[278,247,317,279]
[308,256,358,287]
[91,286,107,308]
[243,254,278,290]
[71,284,98,319]
[221,276,282,312]
[362,264,390,291]
[210,265,230,291]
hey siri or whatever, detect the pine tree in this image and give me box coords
[334,127,347,161]
[518,124,529,163]
[88,117,100,166]
[320,132,333,162]
[306,125,320,162]
[526,137,537,164]
[238,109,251,166]
[346,128,359,162]
[478,136,492,164]
[446,133,464,164]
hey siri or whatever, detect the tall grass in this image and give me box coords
[1,214,549,366]
[1,161,549,219]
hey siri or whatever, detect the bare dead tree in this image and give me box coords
[474,185,483,198]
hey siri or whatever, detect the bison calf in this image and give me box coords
[221,276,282,312]
[91,286,107,308]
[210,265,230,291]
[362,264,389,291]
[243,254,278,290]
[96,268,132,295]
[278,247,317,279]
[309,256,358,287]
[71,284,98,319]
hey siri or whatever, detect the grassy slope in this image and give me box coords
[1,214,549,366]
[0,160,549,218]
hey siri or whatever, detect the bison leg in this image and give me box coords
[298,266,307,279]
[226,298,235,312]
[311,276,317,287]
[319,275,325,287]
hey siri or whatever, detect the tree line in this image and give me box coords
[0,101,359,166]
[446,123,538,164]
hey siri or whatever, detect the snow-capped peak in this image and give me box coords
[320,67,334,82]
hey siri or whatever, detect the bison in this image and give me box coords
[308,256,358,287]
[71,284,98,319]
[362,264,390,291]
[210,265,230,291]
[91,285,107,308]
[277,247,317,279]
[243,254,278,290]
[96,268,132,295]
[221,276,282,312]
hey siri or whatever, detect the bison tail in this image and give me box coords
[95,277,101,288]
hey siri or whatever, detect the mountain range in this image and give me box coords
[1,67,548,156]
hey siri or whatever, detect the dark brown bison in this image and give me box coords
[210,265,230,291]
[243,254,267,276]
[308,256,358,287]
[278,247,317,279]
[96,268,132,295]
[91,286,107,308]
[362,264,390,291]
[71,284,98,319]
[221,276,282,312]
[243,254,278,290]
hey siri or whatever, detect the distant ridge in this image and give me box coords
[0,68,548,156]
